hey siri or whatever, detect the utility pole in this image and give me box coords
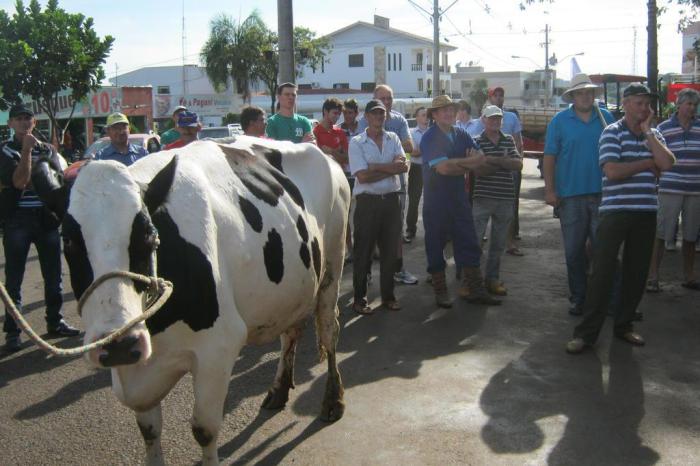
[647,0,658,108]
[181,0,187,97]
[432,0,440,96]
[632,26,638,75]
[542,24,551,107]
[278,0,295,85]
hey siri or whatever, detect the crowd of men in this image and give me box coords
[2,74,699,356]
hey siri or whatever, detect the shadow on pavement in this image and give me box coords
[480,338,659,465]
[0,337,81,386]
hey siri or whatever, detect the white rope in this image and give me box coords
[0,271,173,357]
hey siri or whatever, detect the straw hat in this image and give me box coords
[561,73,603,103]
[428,95,459,118]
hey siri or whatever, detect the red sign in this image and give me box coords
[667,83,700,103]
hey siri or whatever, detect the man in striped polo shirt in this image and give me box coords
[0,104,80,352]
[646,88,700,291]
[567,84,676,354]
[472,105,523,296]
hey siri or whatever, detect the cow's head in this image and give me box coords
[62,156,177,368]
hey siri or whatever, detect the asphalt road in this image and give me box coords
[1,160,699,465]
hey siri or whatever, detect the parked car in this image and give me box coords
[84,133,161,159]
[199,124,243,139]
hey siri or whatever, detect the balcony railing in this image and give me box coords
[411,64,422,71]
[426,64,451,73]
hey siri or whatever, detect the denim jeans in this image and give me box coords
[472,197,514,281]
[405,162,423,237]
[3,208,64,335]
[558,194,601,308]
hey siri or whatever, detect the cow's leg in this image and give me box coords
[191,348,240,466]
[262,325,302,410]
[136,404,165,466]
[315,273,345,422]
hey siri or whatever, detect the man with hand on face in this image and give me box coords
[266,82,315,144]
[95,113,148,166]
[164,111,201,150]
[543,74,615,316]
[566,84,676,354]
[420,95,501,308]
[0,104,79,352]
[349,100,409,315]
[314,97,349,167]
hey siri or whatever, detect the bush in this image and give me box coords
[222,113,241,124]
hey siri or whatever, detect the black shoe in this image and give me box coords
[47,321,80,337]
[633,311,643,322]
[568,304,584,316]
[4,334,21,353]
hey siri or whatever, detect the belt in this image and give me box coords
[357,192,399,200]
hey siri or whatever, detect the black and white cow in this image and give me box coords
[42,137,350,465]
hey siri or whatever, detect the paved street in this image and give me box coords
[1,159,699,465]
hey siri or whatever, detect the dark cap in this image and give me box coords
[177,111,199,127]
[9,104,34,119]
[623,83,655,98]
[364,99,386,114]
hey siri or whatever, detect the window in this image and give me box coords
[157,86,170,94]
[393,54,396,71]
[387,53,391,71]
[361,82,376,92]
[399,53,402,71]
[297,84,312,90]
[333,83,350,89]
[417,79,423,92]
[348,54,364,67]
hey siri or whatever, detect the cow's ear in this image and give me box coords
[143,155,178,215]
[31,158,69,220]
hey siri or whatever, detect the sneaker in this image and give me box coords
[47,321,80,337]
[403,232,415,244]
[4,334,21,353]
[394,270,418,285]
[568,303,584,316]
[565,338,587,354]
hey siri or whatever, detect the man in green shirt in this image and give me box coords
[266,83,315,143]
[160,105,187,147]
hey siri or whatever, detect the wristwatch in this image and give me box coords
[644,130,654,136]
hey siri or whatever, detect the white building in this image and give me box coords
[110,65,244,126]
[297,15,457,98]
[451,65,570,110]
[682,22,700,76]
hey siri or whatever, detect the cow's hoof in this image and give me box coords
[261,388,289,410]
[320,399,345,422]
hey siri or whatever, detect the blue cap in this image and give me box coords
[177,111,199,127]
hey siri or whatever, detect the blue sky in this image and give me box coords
[0,0,692,82]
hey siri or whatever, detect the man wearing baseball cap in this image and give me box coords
[95,112,148,166]
[348,99,409,315]
[164,111,201,150]
[566,83,676,354]
[160,105,188,147]
[0,103,79,352]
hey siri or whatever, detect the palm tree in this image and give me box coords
[469,78,489,116]
[200,11,267,103]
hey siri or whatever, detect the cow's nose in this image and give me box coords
[98,334,142,367]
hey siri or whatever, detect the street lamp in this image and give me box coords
[549,52,584,67]
[511,55,541,69]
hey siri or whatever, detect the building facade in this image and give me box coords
[297,15,456,98]
[110,65,244,127]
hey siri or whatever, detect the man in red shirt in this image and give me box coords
[313,98,348,167]
[164,111,201,150]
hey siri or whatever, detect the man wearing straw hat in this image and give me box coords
[419,95,501,308]
[543,73,615,316]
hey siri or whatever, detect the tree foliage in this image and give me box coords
[200,10,331,113]
[469,78,489,115]
[0,0,113,141]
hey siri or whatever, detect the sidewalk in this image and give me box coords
[0,159,698,465]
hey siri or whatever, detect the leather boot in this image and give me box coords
[460,267,502,305]
[431,271,453,308]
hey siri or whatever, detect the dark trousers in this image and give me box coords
[3,209,64,335]
[510,170,522,237]
[574,211,656,344]
[405,163,423,237]
[353,193,401,304]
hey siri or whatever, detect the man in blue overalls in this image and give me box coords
[420,95,501,308]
